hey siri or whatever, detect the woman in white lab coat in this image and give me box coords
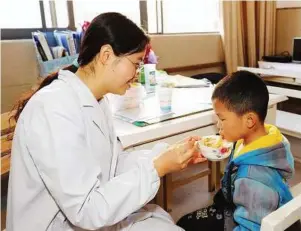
[7,13,199,231]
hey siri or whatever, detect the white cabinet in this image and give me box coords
[134,105,277,151]
[134,125,218,151]
[266,104,277,125]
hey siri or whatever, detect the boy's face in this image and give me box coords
[212,99,247,142]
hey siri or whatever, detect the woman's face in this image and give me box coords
[104,50,145,95]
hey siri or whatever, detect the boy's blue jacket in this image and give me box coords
[221,125,295,231]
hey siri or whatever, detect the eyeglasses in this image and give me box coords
[124,57,144,71]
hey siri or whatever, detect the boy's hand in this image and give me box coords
[190,154,207,164]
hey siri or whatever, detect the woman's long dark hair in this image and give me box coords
[12,12,149,122]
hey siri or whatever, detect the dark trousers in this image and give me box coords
[176,189,301,231]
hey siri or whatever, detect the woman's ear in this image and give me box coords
[99,45,114,65]
[244,112,257,129]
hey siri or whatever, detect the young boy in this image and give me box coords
[177,71,300,231]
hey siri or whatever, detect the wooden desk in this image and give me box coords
[1,154,11,176]
[1,111,15,136]
[1,112,15,178]
[1,136,12,177]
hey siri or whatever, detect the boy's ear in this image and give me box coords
[244,112,257,129]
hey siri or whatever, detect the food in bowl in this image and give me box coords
[197,135,233,161]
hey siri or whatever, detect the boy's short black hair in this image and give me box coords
[212,70,269,123]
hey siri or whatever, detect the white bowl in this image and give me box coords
[197,135,233,161]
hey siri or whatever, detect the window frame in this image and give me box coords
[1,0,219,40]
[1,1,75,40]
[152,0,219,35]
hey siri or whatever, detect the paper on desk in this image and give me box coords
[172,74,210,88]
[114,107,174,124]
[156,74,210,88]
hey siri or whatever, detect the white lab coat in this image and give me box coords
[6,70,183,231]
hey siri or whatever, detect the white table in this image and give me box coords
[113,80,288,212]
[238,62,301,98]
[239,61,301,84]
[237,62,301,147]
[114,88,287,150]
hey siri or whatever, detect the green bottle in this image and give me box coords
[139,66,145,84]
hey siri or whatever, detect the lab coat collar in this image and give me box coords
[58,70,101,108]
[58,70,106,135]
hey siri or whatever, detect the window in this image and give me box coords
[43,0,69,28]
[147,0,161,33]
[72,0,141,28]
[0,0,42,28]
[1,0,220,40]
[147,0,220,34]
[0,0,68,29]
[1,0,69,40]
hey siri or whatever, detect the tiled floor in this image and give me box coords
[1,163,300,230]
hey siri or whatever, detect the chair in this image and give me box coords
[1,111,15,177]
[1,111,15,136]
[163,160,221,212]
[190,72,225,84]
[261,182,301,231]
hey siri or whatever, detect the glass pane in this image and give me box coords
[55,0,69,27]
[44,0,69,28]
[146,0,158,33]
[73,0,141,28]
[0,0,42,28]
[162,0,219,33]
